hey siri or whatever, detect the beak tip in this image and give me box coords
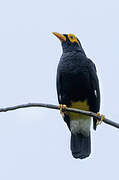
[52,32,57,36]
[52,32,66,42]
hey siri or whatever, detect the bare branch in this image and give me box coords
[0,102,118,129]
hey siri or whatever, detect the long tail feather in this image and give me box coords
[71,132,91,159]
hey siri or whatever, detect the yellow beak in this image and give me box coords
[52,32,66,42]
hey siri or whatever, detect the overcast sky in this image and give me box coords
[0,0,119,179]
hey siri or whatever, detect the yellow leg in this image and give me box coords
[59,104,67,118]
[96,112,105,127]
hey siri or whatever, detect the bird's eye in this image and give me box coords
[70,36,74,39]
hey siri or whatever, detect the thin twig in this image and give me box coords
[0,102,118,129]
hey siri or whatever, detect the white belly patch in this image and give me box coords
[68,100,91,136]
[70,117,91,136]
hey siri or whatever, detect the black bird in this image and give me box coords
[53,32,101,159]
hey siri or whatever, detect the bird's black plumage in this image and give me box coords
[54,33,100,159]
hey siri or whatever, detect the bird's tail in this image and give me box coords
[70,132,91,159]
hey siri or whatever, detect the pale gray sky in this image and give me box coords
[0,0,119,179]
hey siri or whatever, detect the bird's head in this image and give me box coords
[53,32,85,54]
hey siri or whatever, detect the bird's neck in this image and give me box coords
[63,48,86,56]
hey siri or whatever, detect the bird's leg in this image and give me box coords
[96,112,105,127]
[59,104,67,118]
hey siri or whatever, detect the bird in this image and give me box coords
[53,32,101,159]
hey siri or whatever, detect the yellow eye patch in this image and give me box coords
[68,34,80,45]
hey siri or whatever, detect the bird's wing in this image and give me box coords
[56,67,70,129]
[88,59,100,130]
[56,67,63,104]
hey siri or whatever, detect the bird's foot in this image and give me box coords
[59,104,67,118]
[96,112,105,127]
